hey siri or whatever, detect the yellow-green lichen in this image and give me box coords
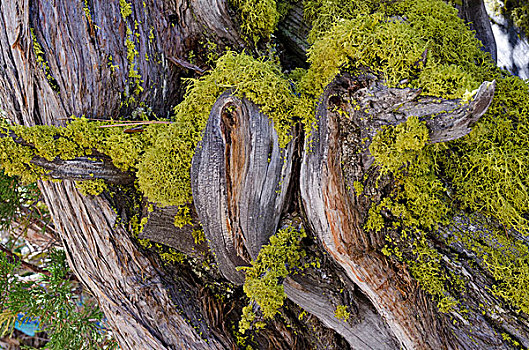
[154,243,186,264]
[173,205,193,228]
[369,116,429,174]
[0,131,42,184]
[303,0,377,43]
[238,226,306,333]
[124,27,144,101]
[119,0,132,19]
[300,0,489,102]
[230,0,279,44]
[83,0,92,21]
[75,179,107,196]
[30,28,59,92]
[192,229,206,245]
[334,305,351,322]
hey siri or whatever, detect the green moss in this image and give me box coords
[501,333,524,349]
[446,76,529,230]
[0,117,152,187]
[155,243,186,264]
[334,305,350,322]
[102,130,145,171]
[301,13,425,97]
[238,226,306,333]
[75,179,107,196]
[300,0,489,102]
[136,123,196,207]
[107,55,119,72]
[370,116,429,173]
[303,0,377,43]
[192,229,206,245]
[366,116,455,313]
[447,218,529,315]
[173,205,193,228]
[369,117,450,230]
[13,125,83,161]
[407,233,459,312]
[124,27,144,101]
[352,181,363,195]
[230,0,279,44]
[382,230,459,313]
[0,131,42,184]
[130,214,147,237]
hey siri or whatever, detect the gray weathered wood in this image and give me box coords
[191,92,295,284]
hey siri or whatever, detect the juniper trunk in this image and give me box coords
[0,0,528,350]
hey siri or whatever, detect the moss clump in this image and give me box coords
[12,125,83,161]
[75,179,107,196]
[303,0,378,43]
[381,230,460,313]
[154,243,186,265]
[173,205,193,228]
[369,116,429,174]
[368,117,450,231]
[0,125,43,184]
[0,117,151,187]
[136,124,196,207]
[238,226,306,333]
[301,14,426,97]
[484,236,529,314]
[405,233,459,312]
[230,0,279,44]
[300,0,490,101]
[446,76,529,230]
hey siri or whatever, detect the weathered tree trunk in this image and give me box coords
[0,0,249,349]
[1,1,529,350]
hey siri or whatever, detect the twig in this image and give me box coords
[98,121,171,128]
[0,244,51,277]
[167,56,206,75]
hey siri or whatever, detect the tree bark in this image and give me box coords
[1,1,529,350]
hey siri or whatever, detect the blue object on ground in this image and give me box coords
[14,314,40,337]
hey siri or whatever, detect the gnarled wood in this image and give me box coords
[300,73,502,349]
[1,0,528,349]
[191,92,295,284]
[192,92,402,348]
[31,156,134,184]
